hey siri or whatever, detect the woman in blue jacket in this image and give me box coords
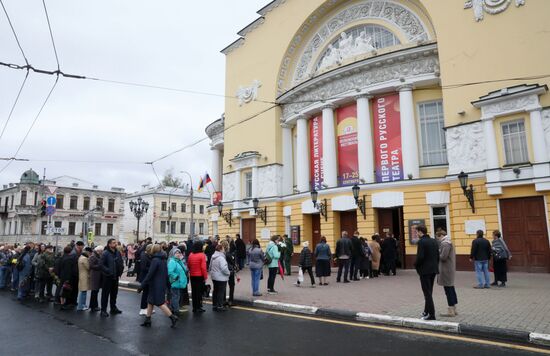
[167,247,188,315]
[16,246,32,301]
[266,235,281,294]
[138,244,178,328]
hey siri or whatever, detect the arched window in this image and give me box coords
[316,24,400,71]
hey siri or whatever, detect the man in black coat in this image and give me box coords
[336,231,353,283]
[381,234,398,276]
[414,225,439,320]
[100,238,124,317]
[349,231,362,281]
[235,234,246,270]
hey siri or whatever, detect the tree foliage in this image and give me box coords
[162,169,183,188]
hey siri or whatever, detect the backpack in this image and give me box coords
[264,246,273,265]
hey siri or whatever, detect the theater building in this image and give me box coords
[207,0,550,272]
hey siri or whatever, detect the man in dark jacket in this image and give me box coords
[336,231,352,283]
[470,230,492,289]
[100,238,124,317]
[235,234,247,270]
[381,234,398,276]
[349,231,362,281]
[414,225,439,320]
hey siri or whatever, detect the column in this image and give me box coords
[483,118,499,169]
[356,95,375,183]
[529,108,550,177]
[210,148,222,192]
[399,85,420,179]
[281,122,294,195]
[234,169,242,209]
[322,104,338,187]
[252,165,259,198]
[296,116,310,192]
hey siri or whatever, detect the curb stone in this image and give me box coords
[119,281,550,348]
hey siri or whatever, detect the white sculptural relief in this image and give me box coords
[257,165,283,198]
[222,171,237,201]
[317,30,376,71]
[464,0,526,22]
[542,109,550,159]
[446,122,487,174]
[236,80,262,106]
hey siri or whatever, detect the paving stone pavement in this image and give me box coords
[122,267,550,334]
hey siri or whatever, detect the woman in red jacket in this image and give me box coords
[187,241,208,313]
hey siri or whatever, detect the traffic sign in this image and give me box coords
[46,196,56,206]
[46,206,56,216]
[46,227,65,234]
[47,186,57,195]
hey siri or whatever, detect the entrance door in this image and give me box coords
[377,208,406,268]
[500,197,550,273]
[312,214,321,249]
[241,218,256,245]
[340,211,357,236]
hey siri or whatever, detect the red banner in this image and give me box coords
[309,115,323,190]
[372,93,403,182]
[336,104,359,186]
[212,192,222,206]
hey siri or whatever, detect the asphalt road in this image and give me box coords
[0,289,548,356]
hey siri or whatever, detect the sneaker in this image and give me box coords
[498,282,506,288]
[294,282,301,287]
[139,309,148,316]
[267,290,278,295]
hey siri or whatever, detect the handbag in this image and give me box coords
[297,268,304,283]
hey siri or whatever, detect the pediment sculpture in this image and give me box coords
[464,0,526,22]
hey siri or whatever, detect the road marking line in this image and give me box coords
[233,305,550,355]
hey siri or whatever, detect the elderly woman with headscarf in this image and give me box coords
[296,241,315,288]
[167,247,188,315]
[436,230,458,317]
[88,245,104,312]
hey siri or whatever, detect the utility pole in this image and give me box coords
[180,172,194,238]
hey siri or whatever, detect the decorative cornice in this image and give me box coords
[397,84,414,91]
[237,17,265,37]
[220,38,245,55]
[257,0,286,16]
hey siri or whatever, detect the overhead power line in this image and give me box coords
[41,0,60,71]
[0,69,30,143]
[0,0,29,66]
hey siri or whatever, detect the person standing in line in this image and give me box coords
[138,244,178,328]
[167,247,188,315]
[283,234,294,276]
[16,245,32,301]
[349,231,362,281]
[314,236,331,286]
[491,230,512,287]
[359,237,372,279]
[57,246,77,310]
[100,238,124,317]
[247,239,264,296]
[266,235,281,294]
[187,241,208,313]
[414,225,439,321]
[88,245,103,312]
[436,231,458,317]
[296,241,315,287]
[368,235,381,278]
[335,231,352,283]
[77,247,92,311]
[210,244,230,312]
[381,233,398,276]
[0,245,10,290]
[470,230,492,289]
[235,234,247,270]
[204,239,215,270]
[35,245,55,302]
[138,244,153,315]
[220,240,237,307]
[127,243,136,270]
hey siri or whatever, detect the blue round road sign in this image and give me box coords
[46,206,56,216]
[47,196,56,206]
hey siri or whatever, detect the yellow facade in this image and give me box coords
[208,0,550,272]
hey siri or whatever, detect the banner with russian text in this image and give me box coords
[373,93,403,182]
[309,115,324,190]
[336,104,359,186]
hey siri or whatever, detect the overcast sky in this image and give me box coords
[0,0,266,192]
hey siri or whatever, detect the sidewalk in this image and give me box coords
[121,267,550,335]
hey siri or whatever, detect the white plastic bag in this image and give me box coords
[297,268,304,283]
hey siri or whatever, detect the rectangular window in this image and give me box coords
[70,196,78,210]
[34,192,38,206]
[14,221,18,235]
[107,223,114,236]
[95,223,102,236]
[192,204,196,213]
[83,197,90,211]
[171,202,177,212]
[10,195,14,209]
[180,222,186,234]
[199,205,204,214]
[502,119,529,165]
[161,202,167,211]
[170,221,176,234]
[20,191,27,206]
[68,222,76,235]
[54,221,62,235]
[160,221,166,233]
[431,206,448,236]
[245,172,253,198]
[96,198,103,209]
[55,195,64,209]
[199,222,204,235]
[108,198,115,212]
[418,100,447,166]
[181,203,186,213]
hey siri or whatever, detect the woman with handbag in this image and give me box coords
[167,247,188,315]
[295,241,315,287]
[265,235,281,294]
[58,246,77,310]
[491,230,512,287]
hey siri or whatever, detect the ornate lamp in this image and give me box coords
[458,171,475,213]
[310,188,327,221]
[252,198,267,225]
[352,184,366,219]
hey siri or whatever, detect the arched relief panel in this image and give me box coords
[276,0,436,95]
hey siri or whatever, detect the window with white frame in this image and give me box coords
[501,119,529,165]
[418,100,447,166]
[244,172,253,198]
[431,206,448,235]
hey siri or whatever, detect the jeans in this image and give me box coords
[212,280,226,309]
[420,273,436,318]
[250,268,261,295]
[474,260,490,287]
[0,266,8,289]
[17,274,29,300]
[11,268,19,290]
[267,267,278,291]
[443,286,458,306]
[170,287,181,313]
[337,259,350,282]
[77,291,88,310]
[349,256,360,280]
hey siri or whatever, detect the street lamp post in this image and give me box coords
[180,171,194,238]
[129,197,149,243]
